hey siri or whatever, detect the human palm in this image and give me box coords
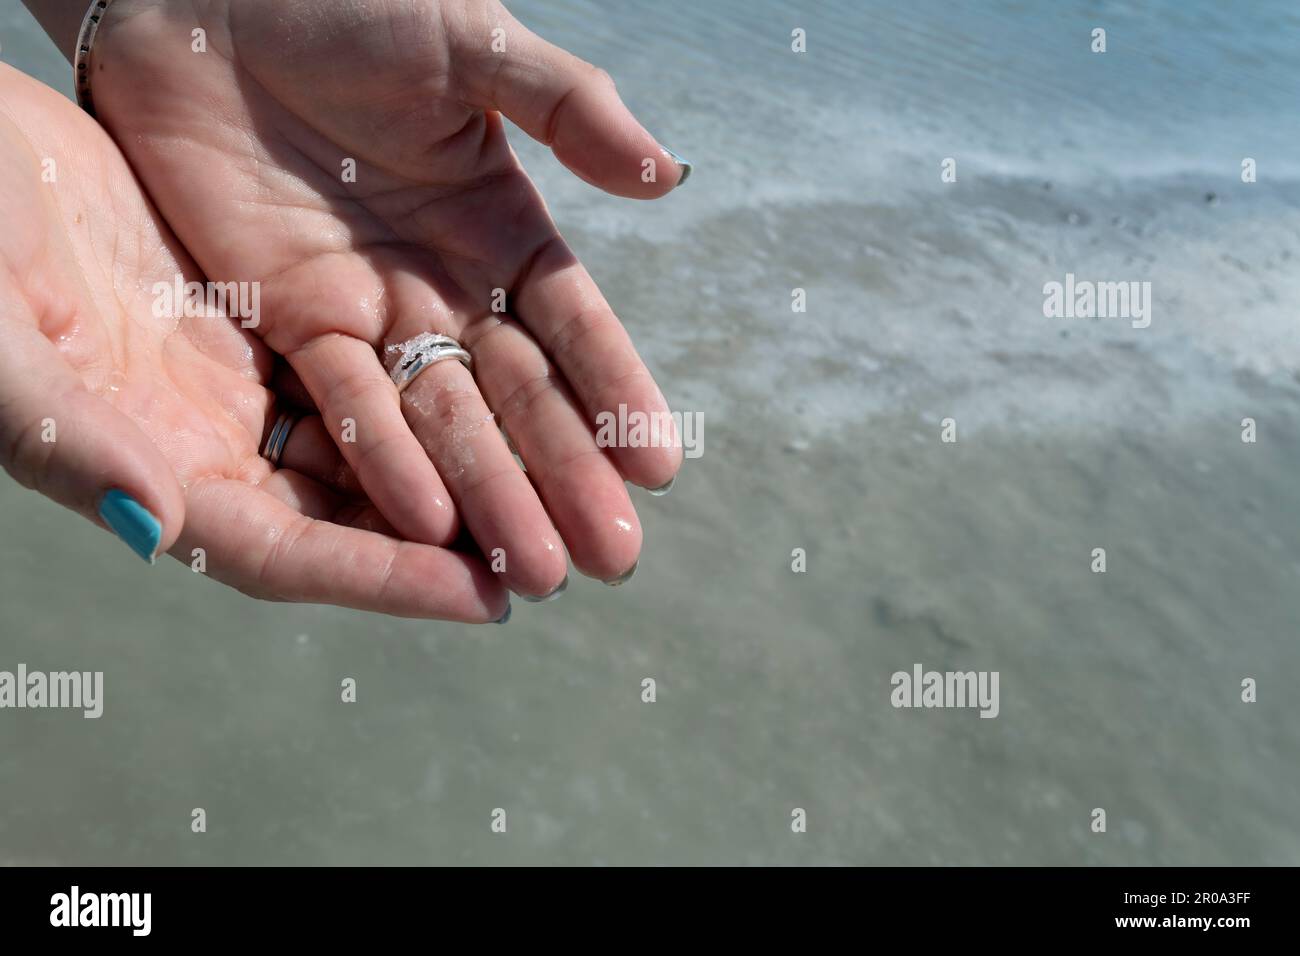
[0,63,505,622]
[90,0,688,596]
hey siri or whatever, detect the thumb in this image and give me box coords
[0,323,184,564]
[455,7,691,198]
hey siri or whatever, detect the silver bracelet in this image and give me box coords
[74,0,116,118]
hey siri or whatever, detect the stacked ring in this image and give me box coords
[387,332,473,394]
[261,412,298,466]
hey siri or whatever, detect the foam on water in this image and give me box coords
[509,0,1300,440]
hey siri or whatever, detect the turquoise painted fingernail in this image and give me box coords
[662,147,692,187]
[496,602,513,625]
[98,490,161,564]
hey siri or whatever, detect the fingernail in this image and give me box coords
[496,602,513,625]
[647,475,676,497]
[98,490,162,564]
[603,561,638,587]
[522,575,568,603]
[661,147,692,187]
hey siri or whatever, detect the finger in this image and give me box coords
[463,316,642,583]
[259,467,399,536]
[288,333,458,545]
[272,413,363,496]
[511,238,683,491]
[270,361,317,411]
[178,476,509,623]
[0,319,183,563]
[453,4,690,198]
[331,499,401,537]
[397,351,569,599]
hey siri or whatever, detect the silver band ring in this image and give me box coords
[386,332,473,394]
[74,0,117,119]
[262,412,298,466]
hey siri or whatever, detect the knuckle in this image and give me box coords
[497,367,560,424]
[586,65,615,92]
[410,377,483,435]
[3,414,57,494]
[548,306,608,356]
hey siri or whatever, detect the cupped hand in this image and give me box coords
[87,0,689,597]
[0,63,507,622]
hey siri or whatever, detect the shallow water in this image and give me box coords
[1,0,1297,865]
